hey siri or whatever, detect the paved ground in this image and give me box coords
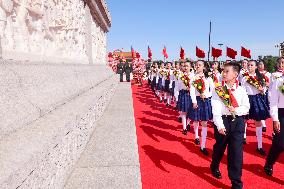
[64,82,142,189]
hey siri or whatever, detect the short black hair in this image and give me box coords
[224,61,241,74]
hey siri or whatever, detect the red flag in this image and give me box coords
[226,47,237,59]
[180,47,185,59]
[136,52,141,59]
[108,52,113,58]
[148,46,152,60]
[131,46,136,59]
[211,47,222,58]
[196,46,205,58]
[162,46,169,59]
[241,46,251,59]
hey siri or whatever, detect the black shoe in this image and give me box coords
[164,99,167,103]
[195,138,200,145]
[120,80,123,82]
[243,138,247,144]
[210,165,222,179]
[186,124,190,132]
[182,129,187,135]
[160,99,163,103]
[166,104,170,107]
[264,164,273,176]
[200,148,209,156]
[262,127,267,132]
[178,117,182,123]
[257,148,266,156]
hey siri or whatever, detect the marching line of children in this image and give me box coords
[146,57,284,188]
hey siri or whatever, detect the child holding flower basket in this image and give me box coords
[258,60,271,132]
[189,60,215,156]
[156,62,166,102]
[264,70,284,176]
[176,61,194,135]
[241,60,270,156]
[164,62,173,106]
[210,62,249,189]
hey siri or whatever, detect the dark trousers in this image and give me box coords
[126,72,130,82]
[211,116,245,189]
[266,108,284,166]
[119,73,123,82]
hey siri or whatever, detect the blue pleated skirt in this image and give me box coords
[164,80,171,93]
[261,91,270,110]
[189,96,213,121]
[157,77,163,90]
[177,89,192,113]
[248,94,270,121]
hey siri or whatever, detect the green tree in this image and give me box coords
[262,56,278,73]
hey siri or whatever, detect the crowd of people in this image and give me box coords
[142,57,284,189]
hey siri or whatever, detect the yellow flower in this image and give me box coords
[218,92,223,96]
[181,78,185,81]
[198,86,202,89]
[184,80,188,83]
[194,84,197,87]
[215,83,221,87]
[225,94,230,99]
[245,76,249,80]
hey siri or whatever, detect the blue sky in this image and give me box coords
[106,0,283,60]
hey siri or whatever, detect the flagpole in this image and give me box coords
[208,21,212,61]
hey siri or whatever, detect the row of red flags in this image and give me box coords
[131,46,251,60]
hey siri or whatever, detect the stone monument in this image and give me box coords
[0,0,111,64]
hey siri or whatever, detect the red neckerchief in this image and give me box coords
[259,70,267,75]
[222,80,239,107]
[212,71,219,83]
[167,69,171,80]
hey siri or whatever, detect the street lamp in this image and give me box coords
[275,42,284,57]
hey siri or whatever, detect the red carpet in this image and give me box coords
[131,83,284,189]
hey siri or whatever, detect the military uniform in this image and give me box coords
[124,62,133,82]
[117,62,124,82]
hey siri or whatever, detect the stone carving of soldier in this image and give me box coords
[0,0,13,58]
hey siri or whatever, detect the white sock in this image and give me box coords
[167,95,170,104]
[164,93,167,100]
[201,127,208,149]
[194,122,199,139]
[187,119,190,126]
[182,114,187,130]
[261,120,266,128]
[256,127,263,149]
[244,123,247,138]
[159,94,163,101]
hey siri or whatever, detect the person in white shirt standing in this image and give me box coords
[189,60,215,156]
[264,61,284,177]
[210,61,250,189]
[241,60,270,156]
[257,60,271,132]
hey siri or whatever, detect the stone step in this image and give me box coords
[64,82,142,189]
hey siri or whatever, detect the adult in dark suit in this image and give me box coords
[124,60,133,82]
[117,60,124,82]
